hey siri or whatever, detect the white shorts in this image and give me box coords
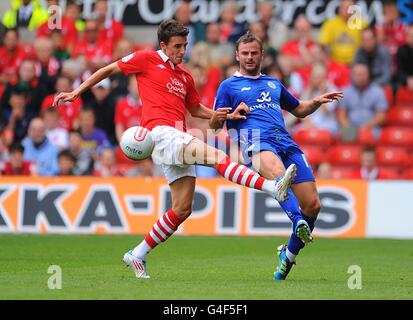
[150,125,196,184]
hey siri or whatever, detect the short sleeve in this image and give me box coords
[117,51,147,75]
[374,87,389,111]
[214,82,231,110]
[280,83,300,111]
[339,87,352,110]
[185,73,201,108]
[319,20,331,46]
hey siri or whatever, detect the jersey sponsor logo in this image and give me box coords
[166,77,187,98]
[157,64,166,69]
[267,81,276,89]
[256,91,271,103]
[241,87,251,91]
[121,53,134,63]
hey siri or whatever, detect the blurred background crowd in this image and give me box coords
[0,0,413,180]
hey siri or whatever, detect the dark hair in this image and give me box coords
[10,87,26,97]
[43,107,58,115]
[9,142,24,154]
[81,107,95,116]
[235,31,263,52]
[383,0,397,7]
[58,149,77,162]
[362,26,377,38]
[4,28,19,39]
[157,19,189,44]
[362,146,376,154]
[69,129,81,136]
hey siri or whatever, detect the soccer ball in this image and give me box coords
[120,126,154,160]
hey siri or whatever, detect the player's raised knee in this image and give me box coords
[172,205,192,220]
[302,197,321,217]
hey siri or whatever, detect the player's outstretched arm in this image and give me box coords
[53,61,122,107]
[291,91,343,118]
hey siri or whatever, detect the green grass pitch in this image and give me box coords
[0,234,412,299]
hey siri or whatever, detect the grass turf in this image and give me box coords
[0,234,412,300]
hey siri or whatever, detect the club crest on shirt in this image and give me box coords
[121,53,134,63]
[267,81,276,89]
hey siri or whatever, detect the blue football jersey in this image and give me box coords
[214,72,300,153]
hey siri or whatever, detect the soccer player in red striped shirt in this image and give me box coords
[53,19,297,279]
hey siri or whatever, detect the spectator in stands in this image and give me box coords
[308,43,351,90]
[114,76,142,143]
[297,64,339,134]
[396,24,413,89]
[36,0,78,54]
[1,87,34,145]
[41,75,81,130]
[50,29,71,62]
[34,37,61,94]
[111,38,135,99]
[42,108,68,150]
[93,147,123,177]
[22,117,59,176]
[174,1,205,61]
[72,18,112,72]
[375,0,408,66]
[188,42,222,109]
[126,158,156,177]
[2,0,48,30]
[68,129,94,176]
[78,107,110,157]
[277,54,304,97]
[65,0,84,32]
[93,0,124,48]
[87,78,117,144]
[218,1,246,44]
[280,15,315,72]
[0,59,47,115]
[57,149,76,176]
[205,22,235,69]
[316,162,333,179]
[354,28,392,86]
[319,0,367,65]
[1,142,37,176]
[0,28,29,84]
[60,58,85,90]
[249,20,278,72]
[338,64,388,135]
[353,146,388,180]
[256,0,290,51]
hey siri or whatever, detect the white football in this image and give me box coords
[120,126,154,160]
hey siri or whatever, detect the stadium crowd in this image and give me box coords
[0,0,412,179]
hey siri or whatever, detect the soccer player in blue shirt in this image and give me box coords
[210,32,343,280]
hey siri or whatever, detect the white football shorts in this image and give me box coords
[150,125,196,184]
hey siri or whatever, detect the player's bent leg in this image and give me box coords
[169,175,196,220]
[252,150,286,178]
[181,138,295,202]
[275,182,320,280]
[291,182,321,224]
[253,151,302,225]
[124,176,196,279]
